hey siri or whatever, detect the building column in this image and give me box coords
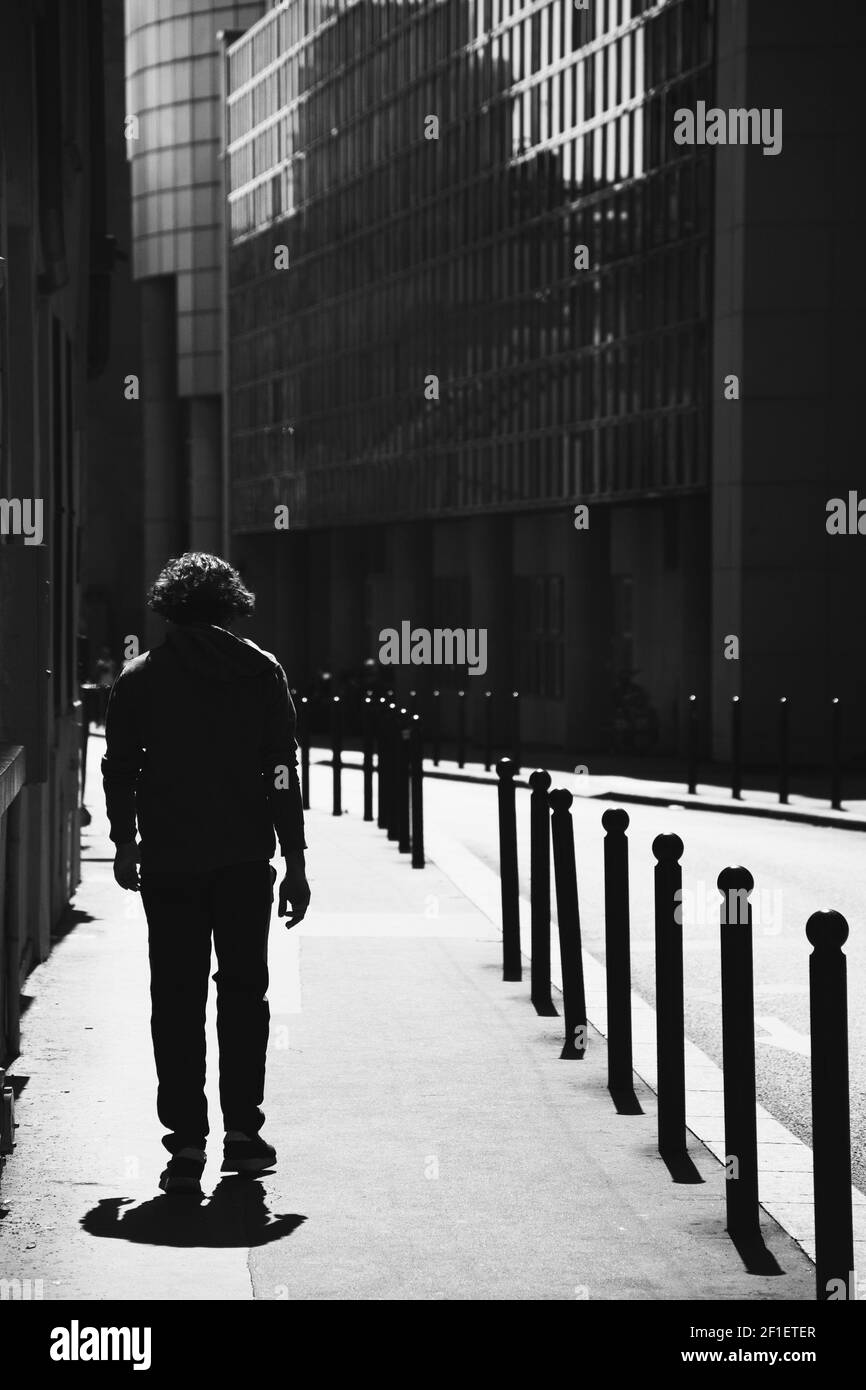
[385,521,432,702]
[188,395,221,553]
[464,515,510,739]
[564,504,610,759]
[329,528,366,681]
[140,278,183,647]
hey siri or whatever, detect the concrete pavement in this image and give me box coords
[0,739,816,1300]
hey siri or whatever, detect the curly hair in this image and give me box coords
[146,552,255,626]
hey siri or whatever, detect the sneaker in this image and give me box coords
[221,1133,276,1175]
[159,1147,206,1196]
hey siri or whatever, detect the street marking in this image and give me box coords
[755,1016,811,1057]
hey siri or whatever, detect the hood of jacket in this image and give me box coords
[163,622,277,684]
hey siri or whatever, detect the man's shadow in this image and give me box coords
[81,1177,305,1249]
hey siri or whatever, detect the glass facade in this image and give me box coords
[227,0,715,532]
[125,0,266,395]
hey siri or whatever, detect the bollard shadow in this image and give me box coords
[728,1229,784,1276]
[660,1149,705,1184]
[533,1001,559,1018]
[609,1086,644,1115]
[80,1177,306,1249]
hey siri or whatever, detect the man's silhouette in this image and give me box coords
[102,553,310,1195]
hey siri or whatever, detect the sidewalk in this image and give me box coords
[0,745,815,1300]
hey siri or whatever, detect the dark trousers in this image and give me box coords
[140,859,276,1154]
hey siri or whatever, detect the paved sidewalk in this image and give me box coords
[0,746,815,1300]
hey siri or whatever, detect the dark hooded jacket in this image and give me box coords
[101,623,306,873]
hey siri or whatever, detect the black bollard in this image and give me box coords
[529,769,557,1016]
[398,708,411,854]
[686,693,698,795]
[331,696,343,816]
[806,910,854,1301]
[430,689,441,766]
[730,696,742,801]
[510,690,521,773]
[386,702,399,841]
[602,808,636,1104]
[778,697,789,805]
[549,789,586,1058]
[496,758,522,983]
[484,690,493,772]
[829,697,842,811]
[376,696,388,830]
[653,833,687,1164]
[362,696,374,822]
[456,688,467,769]
[299,696,310,811]
[717,866,760,1243]
[410,713,425,869]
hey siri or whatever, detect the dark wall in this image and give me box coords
[81,0,144,669]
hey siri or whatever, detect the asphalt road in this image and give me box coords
[413,775,866,1194]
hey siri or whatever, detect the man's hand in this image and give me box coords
[278,850,310,928]
[113,842,140,891]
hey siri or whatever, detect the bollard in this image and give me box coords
[806,910,854,1301]
[456,689,467,769]
[484,690,493,772]
[829,697,842,811]
[331,696,343,816]
[730,696,742,801]
[717,866,760,1243]
[430,688,441,766]
[410,713,425,869]
[496,758,522,982]
[408,689,417,715]
[362,696,374,822]
[376,696,388,830]
[778,697,789,805]
[549,789,586,1058]
[398,707,411,854]
[299,696,310,811]
[529,769,557,1016]
[686,693,698,796]
[510,690,521,773]
[386,702,399,841]
[653,833,687,1163]
[602,808,635,1101]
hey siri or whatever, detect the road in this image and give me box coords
[318,762,866,1193]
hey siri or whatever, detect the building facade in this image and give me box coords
[124,0,267,642]
[223,0,865,765]
[0,0,119,1065]
[82,0,145,666]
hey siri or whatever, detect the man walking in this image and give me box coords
[102,553,310,1196]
